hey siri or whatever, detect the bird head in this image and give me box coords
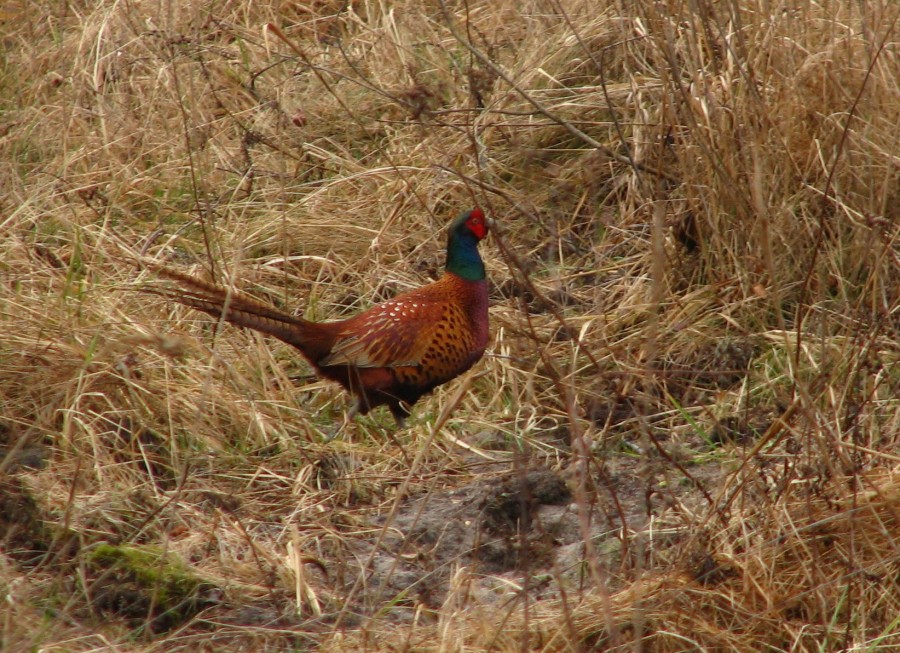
[445,208,489,281]
[451,207,489,242]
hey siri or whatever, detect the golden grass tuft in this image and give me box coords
[1,0,898,650]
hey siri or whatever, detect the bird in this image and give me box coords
[148,208,490,426]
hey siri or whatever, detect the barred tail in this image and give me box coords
[146,265,331,358]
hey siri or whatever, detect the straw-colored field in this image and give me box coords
[2,1,898,650]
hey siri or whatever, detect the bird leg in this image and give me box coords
[389,401,411,429]
[323,400,411,464]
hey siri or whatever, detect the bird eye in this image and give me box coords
[464,208,487,236]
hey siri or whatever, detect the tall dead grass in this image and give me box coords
[1,0,898,650]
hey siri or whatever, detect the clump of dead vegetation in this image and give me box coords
[1,0,898,651]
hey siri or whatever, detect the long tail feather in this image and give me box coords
[145,265,331,359]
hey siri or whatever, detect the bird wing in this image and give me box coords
[319,297,445,369]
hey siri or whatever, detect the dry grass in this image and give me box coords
[1,0,898,650]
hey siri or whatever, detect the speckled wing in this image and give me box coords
[320,297,448,369]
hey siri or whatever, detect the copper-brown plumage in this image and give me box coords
[149,208,490,424]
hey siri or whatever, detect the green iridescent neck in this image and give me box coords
[445,223,486,282]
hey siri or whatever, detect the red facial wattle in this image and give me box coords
[466,208,488,240]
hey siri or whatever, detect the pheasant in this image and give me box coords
[150,208,490,425]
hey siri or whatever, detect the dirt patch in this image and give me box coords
[343,444,719,622]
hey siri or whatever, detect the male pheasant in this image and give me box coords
[151,208,490,425]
